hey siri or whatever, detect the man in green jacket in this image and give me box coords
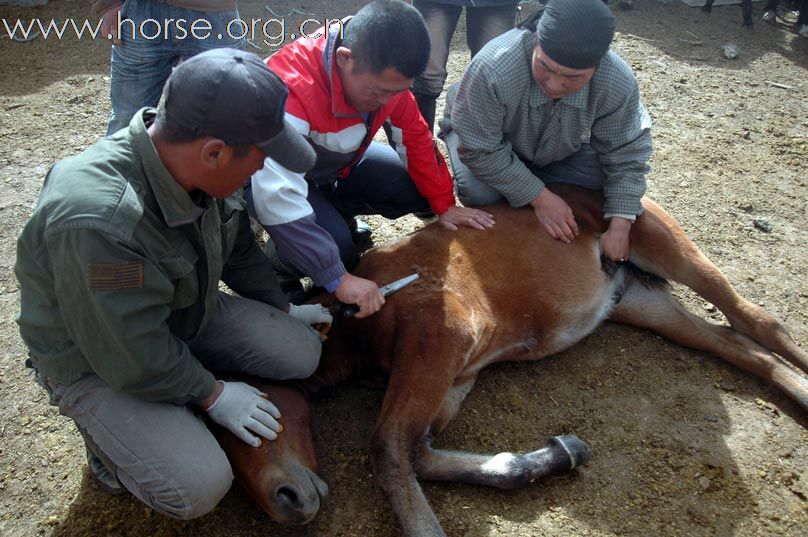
[15,48,328,519]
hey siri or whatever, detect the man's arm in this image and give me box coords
[387,91,495,230]
[590,61,651,219]
[48,227,215,404]
[452,60,544,209]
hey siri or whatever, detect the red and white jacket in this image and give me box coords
[250,19,455,290]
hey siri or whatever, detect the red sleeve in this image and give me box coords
[387,92,456,215]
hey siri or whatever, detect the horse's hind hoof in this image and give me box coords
[549,435,593,469]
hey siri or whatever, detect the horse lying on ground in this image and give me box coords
[218,184,808,536]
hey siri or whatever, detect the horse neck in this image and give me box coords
[294,323,364,397]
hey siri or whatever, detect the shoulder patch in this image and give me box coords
[86,262,143,290]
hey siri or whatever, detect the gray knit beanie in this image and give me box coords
[537,0,616,69]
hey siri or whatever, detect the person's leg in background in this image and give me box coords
[175,5,245,65]
[411,1,462,133]
[465,2,517,57]
[107,0,179,135]
[106,1,245,135]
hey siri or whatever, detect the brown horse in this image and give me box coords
[219,184,808,536]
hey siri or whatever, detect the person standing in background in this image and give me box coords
[408,0,518,133]
[94,0,245,135]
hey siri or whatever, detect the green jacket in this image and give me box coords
[15,109,287,404]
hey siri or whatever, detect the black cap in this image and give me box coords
[162,48,316,173]
[537,0,616,69]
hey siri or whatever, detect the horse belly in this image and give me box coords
[541,269,623,356]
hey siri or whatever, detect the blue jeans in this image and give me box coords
[411,0,517,98]
[107,0,245,135]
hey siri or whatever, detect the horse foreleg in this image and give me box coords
[629,198,808,374]
[370,316,478,537]
[415,435,591,489]
[610,281,808,411]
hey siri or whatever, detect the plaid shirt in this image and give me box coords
[451,27,652,217]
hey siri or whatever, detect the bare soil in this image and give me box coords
[1,1,806,536]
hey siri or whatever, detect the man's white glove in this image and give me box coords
[204,381,281,447]
[288,303,333,326]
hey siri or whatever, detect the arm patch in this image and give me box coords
[86,262,143,290]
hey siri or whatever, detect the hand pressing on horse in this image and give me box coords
[203,381,282,447]
[335,273,385,318]
[600,217,632,262]
[530,188,578,243]
[438,206,496,231]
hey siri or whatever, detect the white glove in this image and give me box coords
[205,381,281,447]
[288,303,333,326]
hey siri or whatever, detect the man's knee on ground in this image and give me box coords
[288,330,322,379]
[147,456,234,520]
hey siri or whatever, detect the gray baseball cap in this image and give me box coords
[162,48,316,173]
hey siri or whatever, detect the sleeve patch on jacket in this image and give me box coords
[86,262,143,290]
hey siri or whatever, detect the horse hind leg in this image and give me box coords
[609,279,808,412]
[629,198,808,374]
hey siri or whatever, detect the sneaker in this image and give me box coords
[349,217,374,254]
[86,447,126,496]
[762,10,776,23]
[798,24,808,37]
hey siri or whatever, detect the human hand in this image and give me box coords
[600,217,632,262]
[530,189,578,243]
[100,5,123,46]
[288,303,333,327]
[334,273,384,318]
[204,381,282,447]
[437,205,496,231]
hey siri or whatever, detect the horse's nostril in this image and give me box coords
[275,485,303,510]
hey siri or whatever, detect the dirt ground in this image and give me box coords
[1,0,806,536]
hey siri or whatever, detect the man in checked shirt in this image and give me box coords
[442,0,652,263]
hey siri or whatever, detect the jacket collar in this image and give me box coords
[129,109,206,227]
[322,17,364,119]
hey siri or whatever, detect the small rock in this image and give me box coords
[720,378,736,391]
[753,218,772,233]
[704,415,719,423]
[721,44,740,59]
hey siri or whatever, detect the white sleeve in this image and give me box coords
[250,158,314,226]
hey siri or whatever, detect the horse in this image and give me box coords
[218,184,808,536]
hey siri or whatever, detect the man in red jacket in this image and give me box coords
[249,0,495,318]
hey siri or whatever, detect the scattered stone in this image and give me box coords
[753,218,772,233]
[720,378,736,391]
[721,44,740,59]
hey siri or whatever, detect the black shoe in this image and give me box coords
[349,217,374,254]
[412,209,436,220]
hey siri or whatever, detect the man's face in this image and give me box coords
[202,146,267,199]
[531,44,596,100]
[336,49,414,113]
